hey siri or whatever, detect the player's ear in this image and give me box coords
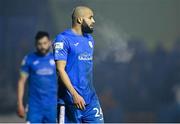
[77,17,83,24]
[49,40,52,45]
[47,40,51,46]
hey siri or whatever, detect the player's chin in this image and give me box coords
[40,50,48,55]
[88,27,94,33]
[90,26,94,30]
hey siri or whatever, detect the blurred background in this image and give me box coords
[0,0,180,122]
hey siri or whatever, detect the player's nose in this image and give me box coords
[92,18,95,24]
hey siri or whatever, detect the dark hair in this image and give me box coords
[35,31,49,43]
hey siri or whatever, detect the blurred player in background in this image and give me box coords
[17,31,57,123]
[53,6,104,123]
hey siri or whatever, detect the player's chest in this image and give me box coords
[30,58,55,74]
[69,38,94,55]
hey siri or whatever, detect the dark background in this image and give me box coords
[0,0,180,122]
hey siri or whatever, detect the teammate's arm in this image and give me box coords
[56,60,86,110]
[17,72,28,118]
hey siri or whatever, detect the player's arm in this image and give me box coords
[17,72,28,118]
[17,56,29,118]
[56,60,86,110]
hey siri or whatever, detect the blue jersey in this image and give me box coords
[20,52,57,106]
[53,29,98,105]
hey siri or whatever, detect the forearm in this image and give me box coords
[58,69,78,96]
[17,79,26,105]
[55,58,85,109]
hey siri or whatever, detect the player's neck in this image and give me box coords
[72,25,83,35]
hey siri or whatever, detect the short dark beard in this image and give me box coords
[81,21,93,34]
[36,48,50,56]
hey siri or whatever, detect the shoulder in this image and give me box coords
[53,32,70,50]
[27,52,37,59]
[54,31,69,43]
[55,34,65,42]
[21,52,35,65]
[25,52,38,61]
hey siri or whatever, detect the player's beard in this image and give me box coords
[37,48,50,56]
[81,20,94,34]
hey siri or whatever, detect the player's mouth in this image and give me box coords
[90,25,94,29]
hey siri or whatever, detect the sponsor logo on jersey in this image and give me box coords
[36,68,54,75]
[78,52,93,61]
[54,42,64,50]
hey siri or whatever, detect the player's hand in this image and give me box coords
[73,93,86,110]
[17,104,25,118]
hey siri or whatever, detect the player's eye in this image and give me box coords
[89,16,93,19]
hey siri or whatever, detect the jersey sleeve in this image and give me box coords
[20,55,30,76]
[53,35,69,61]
